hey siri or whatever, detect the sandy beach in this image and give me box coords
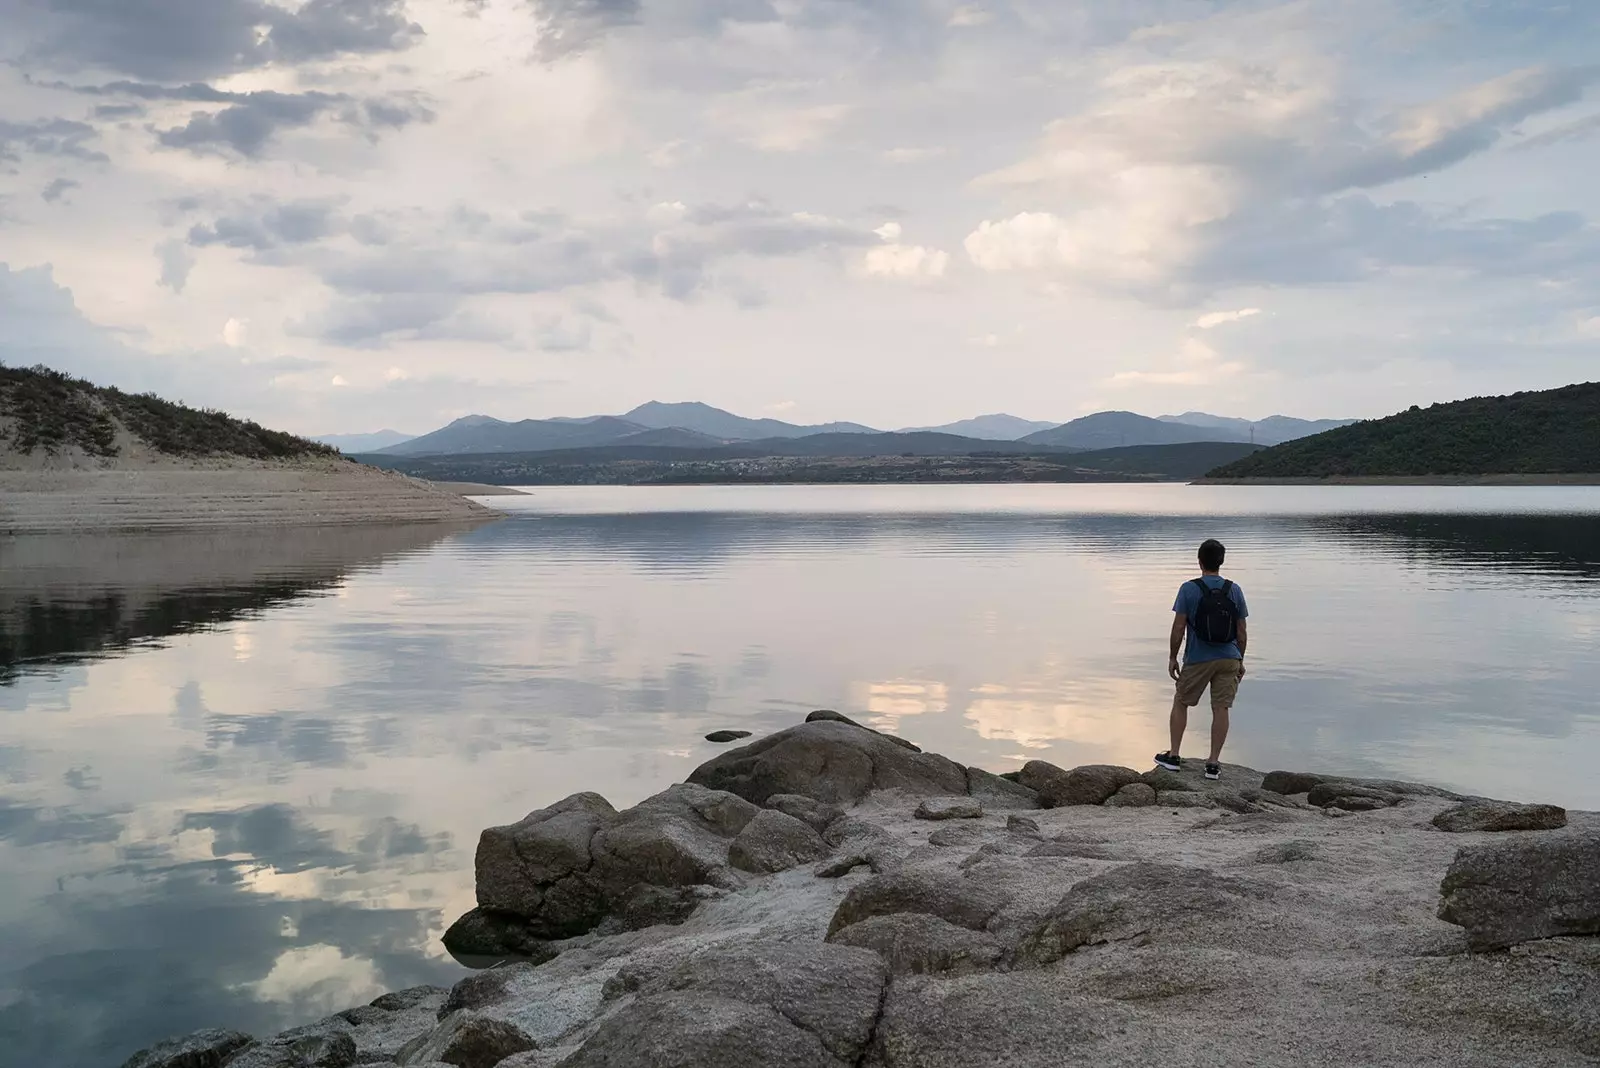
[0,460,500,534]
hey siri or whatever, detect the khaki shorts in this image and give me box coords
[1176,658,1243,710]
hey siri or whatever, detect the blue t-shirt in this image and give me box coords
[1173,575,1248,663]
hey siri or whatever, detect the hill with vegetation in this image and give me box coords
[1206,382,1600,479]
[0,363,334,466]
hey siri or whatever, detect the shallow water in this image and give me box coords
[3,484,1599,1067]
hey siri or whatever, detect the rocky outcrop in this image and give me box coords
[914,797,984,821]
[1016,762,1142,807]
[1438,831,1600,949]
[141,716,1597,1068]
[687,719,966,805]
[121,1030,254,1068]
[704,730,752,743]
[1431,801,1567,832]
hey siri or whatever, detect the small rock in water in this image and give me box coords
[1431,801,1567,833]
[120,1029,255,1068]
[704,730,753,743]
[914,797,984,821]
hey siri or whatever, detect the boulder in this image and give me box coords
[225,1034,356,1068]
[964,767,1041,810]
[1254,840,1320,864]
[440,965,539,1020]
[1265,771,1459,800]
[1307,783,1401,809]
[120,1029,255,1068]
[464,784,756,944]
[563,944,888,1067]
[870,972,1137,1068]
[1017,763,1141,807]
[442,908,558,960]
[927,824,986,848]
[1017,862,1271,965]
[1438,831,1600,949]
[588,783,758,891]
[704,730,752,743]
[805,709,861,726]
[914,797,984,821]
[827,912,1004,976]
[1156,791,1217,809]
[764,794,844,833]
[1140,768,1195,792]
[473,792,618,934]
[1025,840,1116,860]
[1431,801,1567,833]
[687,720,967,805]
[1005,815,1041,836]
[1104,783,1156,808]
[396,1012,536,1068]
[815,853,871,878]
[728,809,830,874]
[1322,794,1390,812]
[372,988,449,1013]
[827,869,1015,937]
[608,884,721,932]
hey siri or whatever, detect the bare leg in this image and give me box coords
[1169,698,1188,756]
[1208,706,1230,763]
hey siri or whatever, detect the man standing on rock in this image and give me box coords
[1155,538,1247,781]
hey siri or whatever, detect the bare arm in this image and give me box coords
[1236,618,1248,675]
[1168,612,1186,680]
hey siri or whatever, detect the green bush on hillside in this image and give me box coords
[0,363,336,461]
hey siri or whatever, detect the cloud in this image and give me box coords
[966,49,1600,298]
[40,176,78,202]
[860,241,950,280]
[189,200,344,251]
[1194,308,1261,329]
[16,0,423,82]
[0,118,104,163]
[1109,336,1245,387]
[710,100,854,153]
[157,239,196,292]
[947,6,991,28]
[1513,111,1600,152]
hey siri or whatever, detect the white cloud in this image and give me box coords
[330,374,348,387]
[1194,308,1261,329]
[1109,336,1246,387]
[882,147,945,164]
[221,318,248,347]
[948,7,993,29]
[861,243,950,281]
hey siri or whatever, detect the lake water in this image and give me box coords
[4,484,1600,1067]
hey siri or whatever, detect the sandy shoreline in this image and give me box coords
[432,481,531,496]
[1197,474,1600,486]
[0,461,502,534]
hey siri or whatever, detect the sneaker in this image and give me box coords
[1154,752,1182,772]
[1205,763,1221,781]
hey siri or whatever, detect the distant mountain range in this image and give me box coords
[329,401,1351,458]
[897,414,1059,440]
[314,429,414,453]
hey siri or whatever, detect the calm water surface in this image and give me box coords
[3,484,1600,1067]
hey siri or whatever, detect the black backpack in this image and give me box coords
[1191,578,1238,644]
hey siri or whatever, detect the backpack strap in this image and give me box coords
[1220,579,1233,595]
[1191,577,1211,595]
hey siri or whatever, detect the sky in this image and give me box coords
[1,0,1598,436]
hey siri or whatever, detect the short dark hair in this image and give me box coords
[1198,539,1226,571]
